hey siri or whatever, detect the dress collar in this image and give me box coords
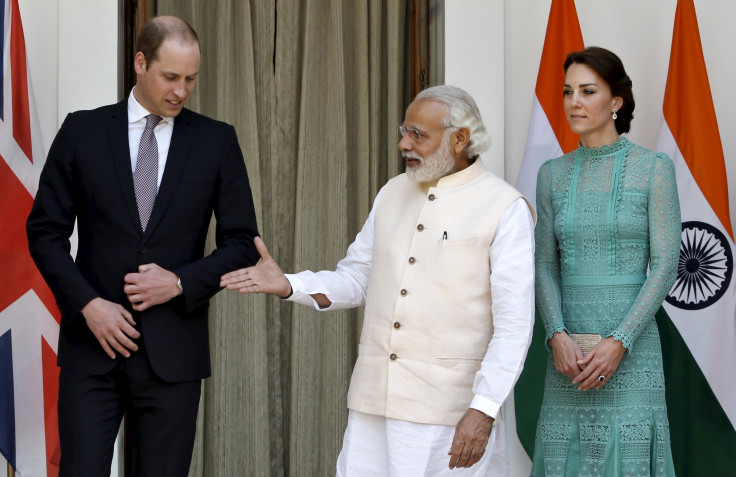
[577,136,630,158]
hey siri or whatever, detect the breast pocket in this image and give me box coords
[435,237,483,276]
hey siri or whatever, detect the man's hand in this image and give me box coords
[573,337,626,391]
[82,297,140,359]
[220,237,292,298]
[448,408,494,469]
[549,331,584,379]
[124,263,181,312]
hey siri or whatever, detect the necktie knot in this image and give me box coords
[145,114,162,131]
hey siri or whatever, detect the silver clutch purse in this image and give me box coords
[569,333,603,355]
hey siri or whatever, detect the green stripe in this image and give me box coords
[655,308,736,476]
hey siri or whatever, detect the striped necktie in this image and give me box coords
[133,114,162,231]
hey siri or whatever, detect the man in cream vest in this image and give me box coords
[222,85,536,476]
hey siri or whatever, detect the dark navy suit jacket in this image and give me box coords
[27,99,259,382]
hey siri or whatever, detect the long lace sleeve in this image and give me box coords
[611,154,681,349]
[535,161,567,340]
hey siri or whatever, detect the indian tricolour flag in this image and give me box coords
[511,0,583,464]
[654,0,736,474]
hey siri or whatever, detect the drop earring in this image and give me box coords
[612,109,618,120]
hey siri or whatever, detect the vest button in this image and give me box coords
[428,193,435,201]
[417,224,424,231]
[390,353,397,360]
[393,322,401,329]
[400,289,407,296]
[408,257,415,264]
[139,248,147,254]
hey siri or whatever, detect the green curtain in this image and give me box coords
[153,1,409,475]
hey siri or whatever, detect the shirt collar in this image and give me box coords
[127,86,175,126]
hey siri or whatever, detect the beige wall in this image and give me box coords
[22,0,118,154]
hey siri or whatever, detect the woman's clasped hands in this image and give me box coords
[549,332,626,391]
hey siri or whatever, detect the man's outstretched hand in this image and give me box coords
[220,236,292,298]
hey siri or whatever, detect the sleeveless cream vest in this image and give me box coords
[347,159,533,426]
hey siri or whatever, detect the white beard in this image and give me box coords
[403,135,455,183]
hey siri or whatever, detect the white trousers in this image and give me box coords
[336,410,508,477]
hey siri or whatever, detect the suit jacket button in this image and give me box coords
[390,353,397,360]
[428,193,435,201]
[408,257,415,264]
[416,224,424,231]
[393,322,401,329]
[139,248,147,254]
[400,289,407,296]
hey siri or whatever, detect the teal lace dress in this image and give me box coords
[531,137,680,476]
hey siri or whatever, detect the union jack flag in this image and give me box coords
[0,0,61,475]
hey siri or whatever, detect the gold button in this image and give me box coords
[390,353,397,360]
[393,322,401,329]
[400,289,407,296]
[408,257,415,264]
[428,194,435,201]
[417,224,424,231]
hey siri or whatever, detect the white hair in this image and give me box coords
[414,85,491,158]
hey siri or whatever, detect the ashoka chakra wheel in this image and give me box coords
[665,221,733,310]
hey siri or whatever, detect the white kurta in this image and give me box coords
[286,185,535,475]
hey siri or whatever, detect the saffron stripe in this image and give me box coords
[662,0,732,238]
[534,0,583,156]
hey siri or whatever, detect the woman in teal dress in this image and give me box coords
[531,47,680,476]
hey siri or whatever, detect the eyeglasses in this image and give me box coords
[399,124,455,143]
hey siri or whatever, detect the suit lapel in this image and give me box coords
[108,100,145,235]
[143,108,194,239]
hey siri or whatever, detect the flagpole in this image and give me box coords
[7,463,15,477]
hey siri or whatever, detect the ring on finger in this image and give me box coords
[598,375,606,382]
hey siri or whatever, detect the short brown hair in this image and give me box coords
[135,16,199,69]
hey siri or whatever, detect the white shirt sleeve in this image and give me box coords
[470,198,536,420]
[285,190,383,310]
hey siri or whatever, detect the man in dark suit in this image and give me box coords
[26,15,259,476]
